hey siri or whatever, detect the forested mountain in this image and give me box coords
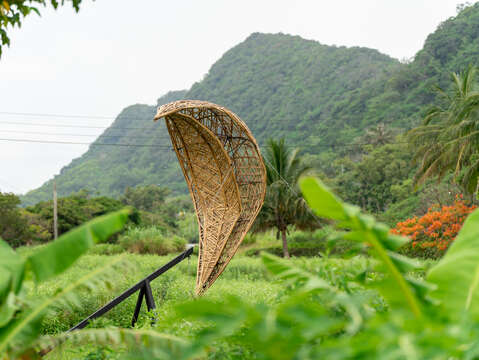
[22,3,479,205]
[331,2,479,139]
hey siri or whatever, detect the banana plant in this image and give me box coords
[0,208,131,358]
[299,177,433,318]
[427,209,479,321]
[170,177,479,359]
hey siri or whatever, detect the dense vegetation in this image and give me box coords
[5,177,479,359]
[0,185,195,250]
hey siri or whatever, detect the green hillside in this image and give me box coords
[22,3,479,205]
[331,2,479,138]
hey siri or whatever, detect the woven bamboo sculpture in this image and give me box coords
[154,100,266,295]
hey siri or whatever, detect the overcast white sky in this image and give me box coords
[0,0,467,194]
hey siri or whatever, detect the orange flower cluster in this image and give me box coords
[391,196,476,258]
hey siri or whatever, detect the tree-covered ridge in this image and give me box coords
[186,32,398,147]
[21,3,479,204]
[332,2,479,139]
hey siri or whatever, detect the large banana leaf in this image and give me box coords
[0,257,124,356]
[0,240,26,328]
[0,208,130,356]
[427,208,479,320]
[0,240,25,300]
[299,177,424,319]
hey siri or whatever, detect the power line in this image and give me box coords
[0,138,173,148]
[0,120,152,130]
[0,111,162,122]
[0,111,117,119]
[0,129,171,139]
[0,111,160,122]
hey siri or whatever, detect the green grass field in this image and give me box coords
[18,246,369,359]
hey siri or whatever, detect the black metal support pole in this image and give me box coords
[131,285,145,327]
[144,280,156,311]
[68,246,193,332]
[143,280,156,325]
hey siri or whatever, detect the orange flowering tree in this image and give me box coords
[391,196,477,258]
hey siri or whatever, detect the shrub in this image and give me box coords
[244,227,356,257]
[21,210,52,244]
[241,233,257,246]
[118,227,186,255]
[88,243,124,255]
[0,192,31,247]
[391,196,476,258]
[25,191,140,239]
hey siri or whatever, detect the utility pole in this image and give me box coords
[53,180,58,240]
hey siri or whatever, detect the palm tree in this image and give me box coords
[253,139,319,258]
[363,123,395,146]
[409,66,479,194]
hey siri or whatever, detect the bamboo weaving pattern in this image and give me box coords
[154,100,266,295]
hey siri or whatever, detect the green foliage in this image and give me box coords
[0,0,83,58]
[121,185,193,231]
[9,185,192,250]
[45,329,187,359]
[254,138,319,257]
[0,192,30,247]
[25,190,139,239]
[118,227,186,255]
[30,251,368,359]
[427,208,479,320]
[21,209,52,243]
[409,65,479,194]
[187,33,398,149]
[82,175,479,359]
[87,243,124,256]
[300,177,424,318]
[361,123,397,146]
[121,185,170,212]
[30,209,130,282]
[332,138,414,213]
[244,228,356,258]
[380,177,464,225]
[0,208,130,358]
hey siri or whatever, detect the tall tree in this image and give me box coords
[409,66,479,194]
[0,192,29,246]
[121,185,171,212]
[254,139,318,258]
[362,123,395,146]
